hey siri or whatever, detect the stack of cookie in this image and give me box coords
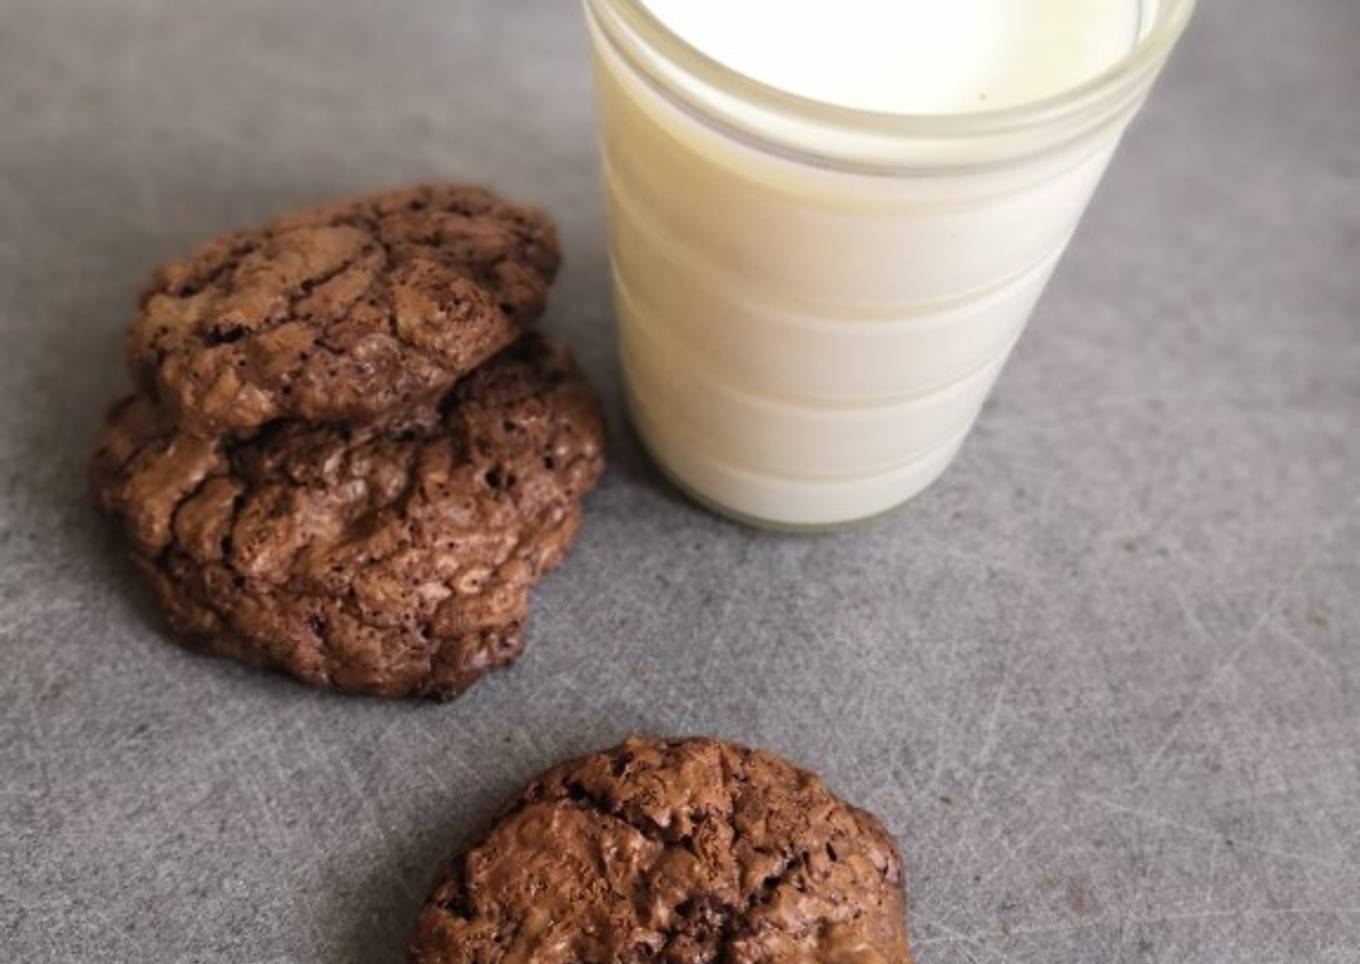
[92,184,606,699]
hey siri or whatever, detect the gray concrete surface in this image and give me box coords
[2,1,1357,961]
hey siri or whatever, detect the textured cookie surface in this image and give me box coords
[409,737,913,964]
[126,183,560,437]
[92,336,604,698]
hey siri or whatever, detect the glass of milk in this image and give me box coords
[584,0,1198,529]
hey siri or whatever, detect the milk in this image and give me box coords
[585,0,1193,528]
[641,0,1142,114]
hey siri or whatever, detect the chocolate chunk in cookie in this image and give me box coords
[92,336,605,699]
[126,184,561,438]
[409,736,913,964]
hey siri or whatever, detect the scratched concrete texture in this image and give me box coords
[1,0,1357,961]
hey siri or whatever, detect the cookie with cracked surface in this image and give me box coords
[126,183,561,438]
[92,335,605,699]
[408,736,913,964]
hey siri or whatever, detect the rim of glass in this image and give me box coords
[588,0,1197,139]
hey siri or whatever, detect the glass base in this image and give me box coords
[627,399,940,534]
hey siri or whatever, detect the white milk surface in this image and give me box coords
[641,0,1142,113]
[594,1,1153,527]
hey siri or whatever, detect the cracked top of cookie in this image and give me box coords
[92,335,605,698]
[125,183,560,438]
[409,737,912,964]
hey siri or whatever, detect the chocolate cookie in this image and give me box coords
[92,336,605,699]
[409,737,913,964]
[126,183,561,438]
